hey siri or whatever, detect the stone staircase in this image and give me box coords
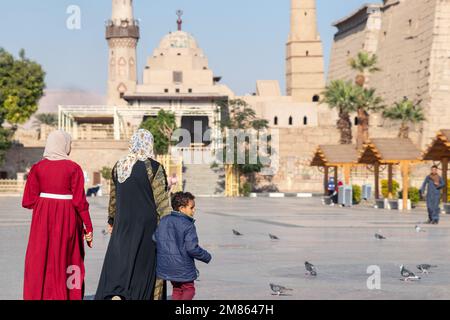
[182,163,225,196]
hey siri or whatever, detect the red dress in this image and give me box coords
[22,159,93,300]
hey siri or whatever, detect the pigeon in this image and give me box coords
[232,229,243,236]
[269,283,293,296]
[269,234,279,240]
[417,264,437,274]
[400,265,421,281]
[304,261,317,276]
[374,233,386,240]
[415,225,426,233]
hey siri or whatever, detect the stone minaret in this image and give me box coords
[286,0,325,102]
[106,0,139,105]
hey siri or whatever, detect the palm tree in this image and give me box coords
[348,51,381,87]
[355,88,385,143]
[349,51,383,147]
[33,113,57,128]
[321,80,360,144]
[382,99,426,139]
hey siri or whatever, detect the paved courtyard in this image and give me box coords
[1,196,450,300]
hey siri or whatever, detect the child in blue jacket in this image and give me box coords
[154,192,212,300]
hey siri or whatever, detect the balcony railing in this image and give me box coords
[105,24,140,39]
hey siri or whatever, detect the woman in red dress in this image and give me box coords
[22,130,93,300]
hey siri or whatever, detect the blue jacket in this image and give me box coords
[155,211,212,282]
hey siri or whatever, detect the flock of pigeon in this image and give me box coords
[230,225,438,296]
[232,228,318,296]
[100,223,438,296]
[375,228,438,282]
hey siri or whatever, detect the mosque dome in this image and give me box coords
[158,31,199,50]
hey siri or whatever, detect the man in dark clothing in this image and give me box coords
[154,192,212,300]
[421,165,445,224]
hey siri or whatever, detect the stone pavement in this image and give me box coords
[1,196,450,300]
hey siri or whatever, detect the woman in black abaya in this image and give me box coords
[95,129,171,300]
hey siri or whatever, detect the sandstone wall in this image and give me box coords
[328,0,450,149]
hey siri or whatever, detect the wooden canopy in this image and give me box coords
[422,130,450,160]
[311,144,360,187]
[357,138,422,210]
[358,138,422,164]
[422,130,450,203]
[311,144,359,167]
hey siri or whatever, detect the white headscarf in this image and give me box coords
[116,129,155,183]
[43,130,72,161]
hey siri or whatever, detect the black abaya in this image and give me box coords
[95,159,170,300]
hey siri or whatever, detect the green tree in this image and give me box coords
[382,99,426,139]
[349,51,383,147]
[0,48,45,164]
[218,99,270,175]
[0,128,12,164]
[321,80,360,144]
[34,113,57,127]
[140,110,177,155]
[0,48,46,126]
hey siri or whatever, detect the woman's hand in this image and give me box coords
[84,231,93,248]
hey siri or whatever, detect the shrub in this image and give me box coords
[408,187,420,205]
[352,185,362,205]
[101,167,112,181]
[397,187,421,206]
[381,179,399,198]
[240,182,252,197]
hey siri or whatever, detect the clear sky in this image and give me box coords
[0,0,379,96]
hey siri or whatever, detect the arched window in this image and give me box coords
[289,116,293,126]
[129,58,136,80]
[306,51,309,56]
[118,57,126,76]
[354,117,359,126]
[312,95,320,102]
[303,116,308,125]
[274,116,278,126]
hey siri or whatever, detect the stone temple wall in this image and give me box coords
[328,0,450,149]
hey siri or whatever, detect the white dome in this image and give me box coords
[158,31,199,50]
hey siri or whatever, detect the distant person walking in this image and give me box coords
[22,130,93,300]
[420,165,445,224]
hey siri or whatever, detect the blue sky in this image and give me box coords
[0,0,379,96]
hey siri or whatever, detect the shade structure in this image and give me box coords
[311,144,360,188]
[357,138,422,210]
[422,130,450,203]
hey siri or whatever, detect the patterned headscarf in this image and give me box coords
[116,129,155,183]
[43,130,72,161]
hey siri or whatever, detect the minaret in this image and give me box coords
[286,0,325,102]
[106,0,139,105]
